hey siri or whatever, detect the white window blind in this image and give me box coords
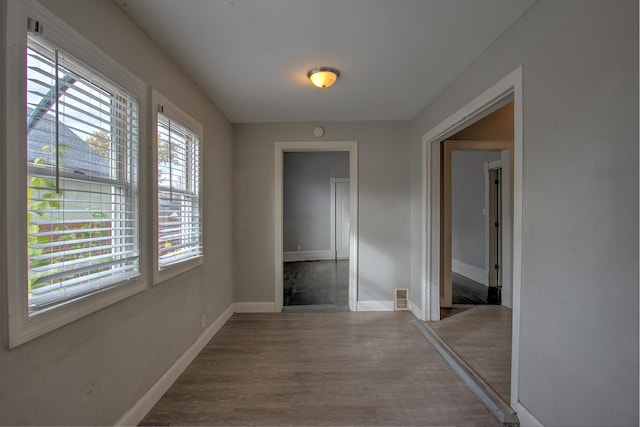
[26,35,140,314]
[156,112,202,269]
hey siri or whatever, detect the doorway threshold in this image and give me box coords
[412,320,519,427]
[283,304,350,313]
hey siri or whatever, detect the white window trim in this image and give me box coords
[3,0,148,348]
[151,89,203,285]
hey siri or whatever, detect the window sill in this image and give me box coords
[9,275,147,348]
[153,255,203,285]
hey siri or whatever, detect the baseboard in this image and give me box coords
[115,304,234,426]
[409,299,424,320]
[233,302,277,313]
[515,402,544,427]
[452,259,488,286]
[356,300,394,311]
[283,250,335,262]
[413,320,519,426]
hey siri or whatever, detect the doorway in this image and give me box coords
[421,67,523,411]
[274,140,358,312]
[281,152,349,309]
[441,140,513,309]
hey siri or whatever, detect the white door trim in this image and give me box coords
[275,141,358,312]
[420,66,523,410]
[331,177,350,260]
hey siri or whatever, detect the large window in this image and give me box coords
[26,36,140,313]
[153,92,203,282]
[5,0,147,347]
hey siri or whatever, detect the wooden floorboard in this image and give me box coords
[426,305,512,403]
[283,260,349,307]
[140,312,500,426]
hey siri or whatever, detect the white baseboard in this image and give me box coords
[283,250,334,262]
[357,300,395,311]
[452,259,488,286]
[115,304,234,426]
[233,302,277,313]
[408,299,423,320]
[515,402,544,427]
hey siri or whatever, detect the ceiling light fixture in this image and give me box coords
[307,66,340,88]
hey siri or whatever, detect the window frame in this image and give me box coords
[151,90,203,284]
[4,0,148,348]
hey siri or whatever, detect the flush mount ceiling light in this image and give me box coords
[307,66,340,88]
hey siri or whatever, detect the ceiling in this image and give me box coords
[115,0,536,123]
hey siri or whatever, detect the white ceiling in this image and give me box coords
[115,0,536,123]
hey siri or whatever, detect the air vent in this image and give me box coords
[394,288,408,311]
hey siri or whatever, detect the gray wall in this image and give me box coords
[451,150,501,271]
[409,1,638,425]
[283,152,349,252]
[234,121,411,303]
[0,0,234,425]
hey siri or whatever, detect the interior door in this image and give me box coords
[335,180,350,259]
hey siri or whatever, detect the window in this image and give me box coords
[26,35,140,312]
[153,92,203,282]
[5,0,147,347]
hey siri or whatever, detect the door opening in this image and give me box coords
[281,152,349,310]
[441,140,513,309]
[421,67,523,411]
[274,141,358,312]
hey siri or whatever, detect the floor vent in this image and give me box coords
[394,288,409,310]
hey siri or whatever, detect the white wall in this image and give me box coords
[234,121,411,304]
[0,0,234,425]
[283,151,349,253]
[451,150,501,275]
[409,1,638,425]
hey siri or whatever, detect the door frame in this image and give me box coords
[274,141,358,312]
[420,66,523,409]
[330,177,350,260]
[485,159,502,289]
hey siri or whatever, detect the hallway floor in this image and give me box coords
[139,311,500,426]
[426,305,512,403]
[452,272,497,305]
[283,260,349,308]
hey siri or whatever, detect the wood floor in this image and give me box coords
[426,305,512,403]
[283,260,349,308]
[452,272,498,305]
[140,311,501,426]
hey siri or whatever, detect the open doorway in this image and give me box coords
[274,140,358,313]
[446,147,511,308]
[441,138,513,313]
[428,100,516,411]
[421,67,523,414]
[282,152,350,310]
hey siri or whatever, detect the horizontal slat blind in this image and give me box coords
[26,35,140,314]
[157,113,202,268]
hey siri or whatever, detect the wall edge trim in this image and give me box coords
[283,250,335,262]
[514,402,544,427]
[409,299,424,320]
[452,259,488,286]
[114,304,234,426]
[357,300,395,311]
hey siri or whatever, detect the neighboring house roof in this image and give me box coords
[27,108,110,178]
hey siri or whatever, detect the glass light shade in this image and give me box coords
[307,67,340,88]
